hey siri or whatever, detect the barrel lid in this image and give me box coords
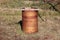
[21,7,39,11]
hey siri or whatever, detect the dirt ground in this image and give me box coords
[0,9,60,40]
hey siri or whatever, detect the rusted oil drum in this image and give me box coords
[22,8,38,34]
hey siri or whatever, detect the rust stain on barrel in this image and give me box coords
[22,8,38,34]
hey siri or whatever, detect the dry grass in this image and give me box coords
[0,9,60,40]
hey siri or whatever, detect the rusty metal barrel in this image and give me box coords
[22,8,38,34]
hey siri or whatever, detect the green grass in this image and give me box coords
[38,10,60,16]
[0,0,23,8]
[0,10,22,16]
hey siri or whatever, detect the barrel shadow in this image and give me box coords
[18,20,23,30]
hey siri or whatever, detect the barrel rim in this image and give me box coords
[21,7,39,11]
